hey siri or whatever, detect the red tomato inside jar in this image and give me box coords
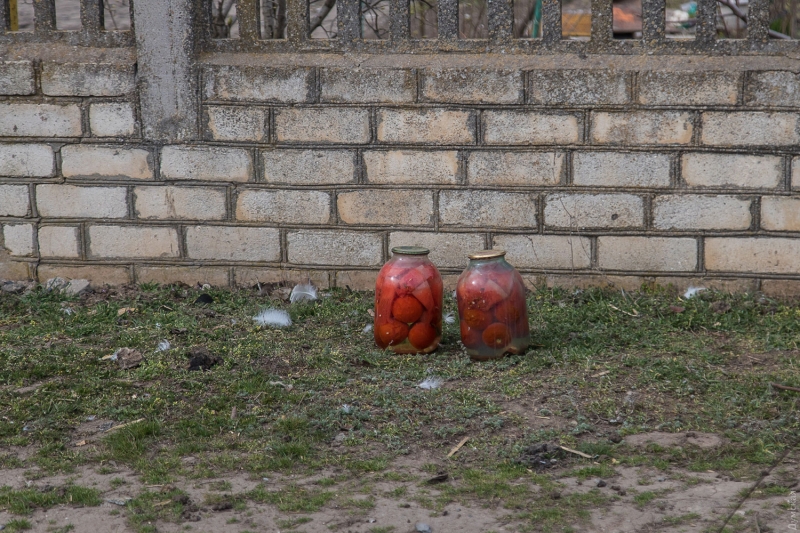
[456,250,530,361]
[374,247,443,354]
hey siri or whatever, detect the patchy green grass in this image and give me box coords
[0,485,101,514]
[1,283,800,530]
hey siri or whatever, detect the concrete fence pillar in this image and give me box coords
[133,0,198,141]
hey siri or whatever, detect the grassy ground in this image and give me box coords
[0,282,798,532]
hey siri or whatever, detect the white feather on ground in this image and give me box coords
[253,309,292,327]
[362,324,373,334]
[156,340,171,352]
[684,287,706,299]
[290,283,318,303]
[444,312,455,324]
[418,377,443,390]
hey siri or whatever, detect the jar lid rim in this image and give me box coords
[468,250,506,260]
[391,246,430,255]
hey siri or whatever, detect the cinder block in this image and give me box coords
[275,107,370,144]
[598,236,697,272]
[682,153,782,189]
[377,109,475,145]
[338,190,433,226]
[388,232,485,268]
[204,106,267,142]
[41,63,135,96]
[90,103,137,137]
[0,61,35,95]
[287,230,383,266]
[262,149,355,185]
[234,267,330,288]
[572,151,671,188]
[0,185,30,216]
[37,185,128,219]
[528,70,629,105]
[236,189,332,224]
[544,193,643,229]
[653,195,752,230]
[134,186,227,220]
[761,279,800,299]
[202,65,312,103]
[37,264,131,285]
[185,226,281,262]
[493,234,592,269]
[335,270,379,290]
[653,277,758,294]
[638,71,740,106]
[482,111,580,145]
[0,104,82,137]
[38,226,80,258]
[88,225,180,258]
[320,68,416,104]
[701,112,800,146]
[761,197,800,231]
[544,274,646,291]
[439,190,537,228]
[135,266,231,286]
[744,71,800,107]
[61,145,154,179]
[2,223,34,256]
[467,151,564,186]
[364,150,458,185]
[0,144,55,177]
[705,237,800,273]
[591,111,693,145]
[160,146,253,182]
[421,69,523,104]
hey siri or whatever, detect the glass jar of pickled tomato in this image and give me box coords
[374,246,443,354]
[456,250,530,361]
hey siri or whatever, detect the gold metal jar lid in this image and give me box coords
[468,250,506,260]
[391,246,430,255]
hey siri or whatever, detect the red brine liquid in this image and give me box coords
[456,251,530,361]
[374,247,443,354]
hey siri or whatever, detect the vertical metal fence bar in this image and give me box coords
[590,0,612,42]
[237,0,260,41]
[540,0,561,43]
[641,0,664,43]
[286,0,307,42]
[81,0,104,33]
[694,0,715,42]
[0,0,10,31]
[337,0,360,41]
[488,0,513,41]
[389,0,409,40]
[437,0,458,40]
[747,0,769,41]
[33,0,57,32]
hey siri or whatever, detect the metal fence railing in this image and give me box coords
[0,0,796,52]
[0,0,133,45]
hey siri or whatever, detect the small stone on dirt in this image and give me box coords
[1,280,34,294]
[609,433,623,443]
[550,491,561,500]
[611,485,621,491]
[115,348,143,370]
[194,294,214,305]
[597,479,607,487]
[426,473,449,484]
[211,500,233,511]
[64,279,91,296]
[415,522,432,533]
[187,346,222,371]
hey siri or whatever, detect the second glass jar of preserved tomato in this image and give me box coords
[374,246,443,354]
[456,250,530,361]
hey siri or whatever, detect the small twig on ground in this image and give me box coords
[559,445,594,459]
[771,382,800,393]
[447,437,470,458]
[105,418,145,433]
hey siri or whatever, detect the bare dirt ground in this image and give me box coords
[1,430,796,532]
